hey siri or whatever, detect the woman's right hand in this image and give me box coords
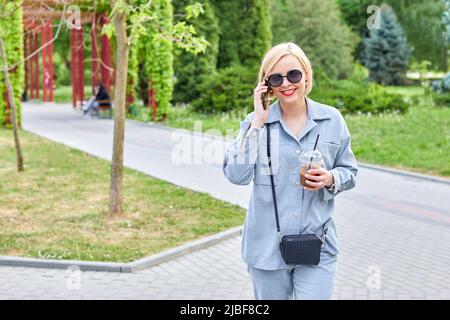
[251,81,271,128]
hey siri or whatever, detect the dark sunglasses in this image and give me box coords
[265,69,303,87]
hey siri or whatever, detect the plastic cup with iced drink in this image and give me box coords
[299,149,323,188]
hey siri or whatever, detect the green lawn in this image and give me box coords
[345,101,449,177]
[384,85,425,96]
[54,85,92,103]
[0,128,245,262]
[157,87,449,177]
[163,105,244,136]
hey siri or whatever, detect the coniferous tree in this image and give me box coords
[361,4,412,85]
[339,0,447,71]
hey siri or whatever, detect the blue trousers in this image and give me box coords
[83,97,99,116]
[247,251,337,300]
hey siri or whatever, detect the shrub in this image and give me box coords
[191,65,257,114]
[431,93,450,106]
[429,73,450,107]
[310,66,409,114]
[430,73,450,94]
[192,64,409,116]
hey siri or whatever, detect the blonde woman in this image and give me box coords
[223,42,358,300]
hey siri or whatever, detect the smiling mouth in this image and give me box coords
[281,88,296,96]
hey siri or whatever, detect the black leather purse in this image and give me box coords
[266,123,331,266]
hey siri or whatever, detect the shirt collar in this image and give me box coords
[264,97,331,124]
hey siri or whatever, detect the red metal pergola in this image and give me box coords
[4,1,162,121]
[22,1,116,108]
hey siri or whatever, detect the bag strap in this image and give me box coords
[266,123,282,242]
[320,217,332,243]
[266,123,331,243]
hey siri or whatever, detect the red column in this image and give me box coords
[23,32,29,100]
[29,27,40,100]
[91,15,100,93]
[34,29,40,99]
[28,28,34,99]
[100,14,112,95]
[70,28,78,107]
[70,25,84,107]
[148,80,157,121]
[126,77,134,106]
[4,89,11,126]
[77,25,85,104]
[41,18,54,102]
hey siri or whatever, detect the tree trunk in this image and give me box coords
[0,35,24,172]
[108,2,129,215]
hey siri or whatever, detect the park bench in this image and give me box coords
[96,99,113,119]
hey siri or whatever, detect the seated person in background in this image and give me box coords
[82,83,111,117]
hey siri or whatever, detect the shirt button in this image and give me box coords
[296,150,301,154]
[293,212,298,217]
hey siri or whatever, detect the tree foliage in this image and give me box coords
[212,0,272,69]
[272,0,357,79]
[0,1,24,127]
[172,0,219,104]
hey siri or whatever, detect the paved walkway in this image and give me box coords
[1,102,449,300]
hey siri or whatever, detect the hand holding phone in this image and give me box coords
[261,80,271,110]
[252,80,271,127]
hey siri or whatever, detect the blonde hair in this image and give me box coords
[257,42,313,95]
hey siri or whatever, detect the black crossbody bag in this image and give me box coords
[265,123,331,266]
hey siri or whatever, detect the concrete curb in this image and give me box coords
[0,256,128,272]
[358,162,450,185]
[128,225,243,272]
[0,226,243,273]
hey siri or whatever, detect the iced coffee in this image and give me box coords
[298,149,322,187]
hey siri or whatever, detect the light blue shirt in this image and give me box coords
[223,97,358,270]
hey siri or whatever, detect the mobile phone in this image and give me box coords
[261,80,271,110]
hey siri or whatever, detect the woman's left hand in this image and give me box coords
[303,168,334,191]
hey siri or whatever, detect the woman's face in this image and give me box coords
[266,54,307,104]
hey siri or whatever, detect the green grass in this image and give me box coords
[54,86,92,103]
[345,98,450,177]
[152,86,449,177]
[164,105,245,136]
[126,102,244,136]
[0,129,245,262]
[383,85,425,97]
